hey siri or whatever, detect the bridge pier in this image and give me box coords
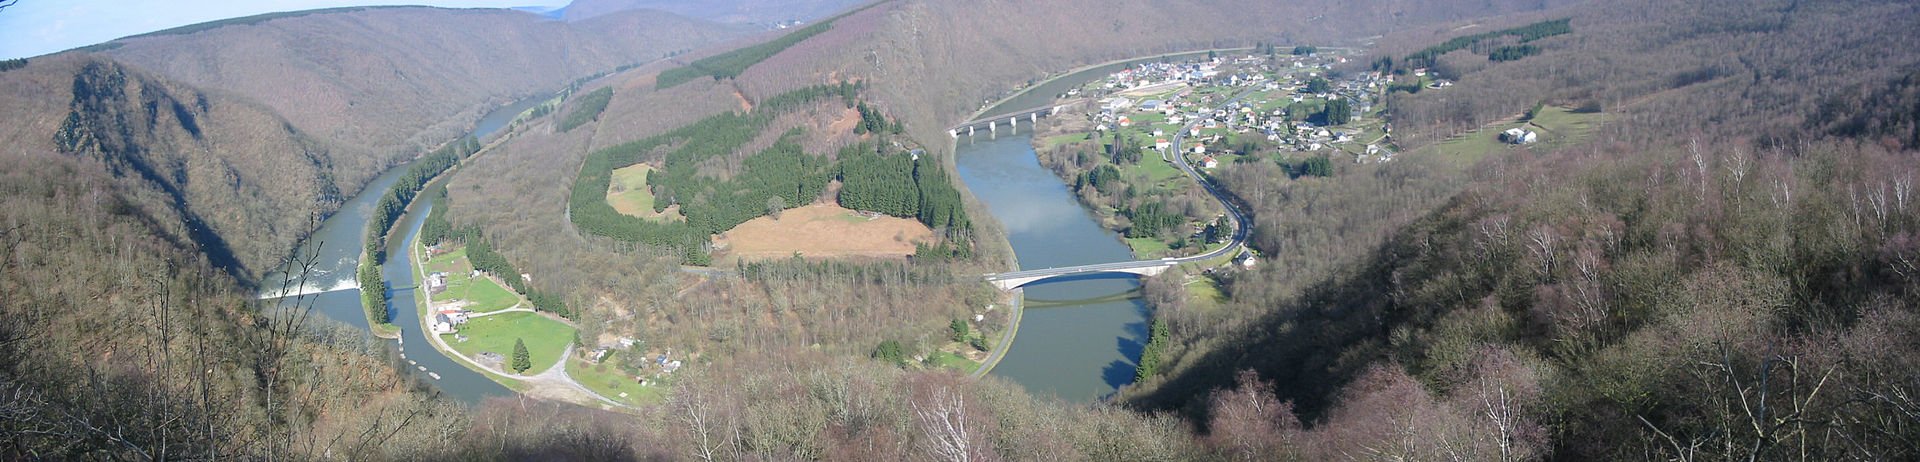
[989,121,996,134]
[950,129,958,138]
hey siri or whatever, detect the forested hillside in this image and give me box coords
[560,0,865,24]
[17,0,1920,459]
[0,6,747,281]
[1116,0,1920,459]
[0,55,335,278]
[99,6,746,192]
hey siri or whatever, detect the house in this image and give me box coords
[1501,127,1538,144]
[1118,116,1133,127]
[1237,250,1259,268]
[430,313,456,334]
[438,308,469,324]
[1140,100,1164,111]
[1152,128,1165,137]
[1201,156,1219,169]
[425,272,448,294]
[1155,139,1171,150]
[1192,145,1207,155]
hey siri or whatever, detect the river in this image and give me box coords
[261,94,545,405]
[954,50,1231,401]
[956,129,1151,402]
[978,50,1214,119]
[472,92,556,140]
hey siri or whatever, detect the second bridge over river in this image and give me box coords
[949,100,1084,138]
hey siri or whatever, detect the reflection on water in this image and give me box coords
[956,133,1150,401]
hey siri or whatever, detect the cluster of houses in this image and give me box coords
[424,271,473,335]
[1080,52,1398,165]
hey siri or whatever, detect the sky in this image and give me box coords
[0,0,571,60]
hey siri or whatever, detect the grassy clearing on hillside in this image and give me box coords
[442,311,574,374]
[926,351,982,372]
[1186,277,1227,309]
[566,351,667,405]
[1419,106,1602,167]
[1043,133,1091,149]
[1126,237,1174,258]
[605,164,682,221]
[712,204,933,263]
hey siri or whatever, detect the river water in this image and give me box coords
[385,202,511,402]
[956,130,1150,402]
[261,94,547,404]
[472,92,554,140]
[953,51,1226,401]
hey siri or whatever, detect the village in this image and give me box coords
[1068,49,1431,167]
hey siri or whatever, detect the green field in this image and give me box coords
[606,164,680,221]
[424,247,520,313]
[441,311,575,374]
[1526,106,1603,150]
[1186,276,1227,309]
[926,351,982,372]
[1126,237,1174,258]
[1043,133,1093,150]
[566,351,667,405]
[1420,106,1602,167]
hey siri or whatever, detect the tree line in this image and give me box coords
[556,86,612,133]
[655,20,835,89]
[1402,18,1570,69]
[421,184,572,318]
[365,135,479,264]
[570,83,972,264]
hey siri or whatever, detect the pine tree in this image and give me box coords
[511,338,532,374]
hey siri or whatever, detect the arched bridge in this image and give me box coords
[984,260,1176,291]
[949,101,1084,137]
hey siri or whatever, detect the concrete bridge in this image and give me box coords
[984,260,1176,291]
[949,101,1083,138]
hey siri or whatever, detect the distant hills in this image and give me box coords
[558,0,868,26]
[0,5,749,279]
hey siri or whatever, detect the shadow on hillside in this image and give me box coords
[1126,199,1466,426]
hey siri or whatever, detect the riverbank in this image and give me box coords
[950,48,1252,382]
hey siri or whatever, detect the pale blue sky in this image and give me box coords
[0,0,571,60]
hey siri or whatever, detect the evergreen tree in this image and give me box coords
[950,319,970,342]
[1306,77,1332,94]
[511,338,532,374]
[871,340,906,366]
[1321,98,1352,125]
